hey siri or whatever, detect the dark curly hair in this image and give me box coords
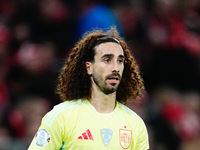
[56,27,144,104]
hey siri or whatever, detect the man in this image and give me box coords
[28,27,149,149]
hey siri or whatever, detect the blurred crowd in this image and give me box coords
[0,0,200,150]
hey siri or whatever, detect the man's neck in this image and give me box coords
[88,91,116,113]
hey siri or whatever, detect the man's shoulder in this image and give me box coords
[52,99,84,114]
[42,99,84,127]
[55,99,83,108]
[117,102,143,121]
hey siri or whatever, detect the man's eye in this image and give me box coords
[104,58,111,63]
[118,59,124,63]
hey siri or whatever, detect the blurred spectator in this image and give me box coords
[148,87,182,150]
[161,92,200,141]
[6,95,51,149]
[6,41,60,106]
[16,42,56,75]
[10,22,31,53]
[34,0,74,57]
[145,0,200,56]
[77,2,123,38]
[8,95,51,138]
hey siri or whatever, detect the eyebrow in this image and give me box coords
[118,55,125,59]
[101,54,125,59]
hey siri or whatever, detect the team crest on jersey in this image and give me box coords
[119,128,132,149]
[100,128,113,147]
[35,129,50,147]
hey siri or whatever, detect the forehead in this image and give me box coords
[94,42,124,57]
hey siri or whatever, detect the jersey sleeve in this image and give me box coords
[28,110,64,150]
[135,119,149,150]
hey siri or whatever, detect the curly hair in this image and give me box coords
[56,27,144,104]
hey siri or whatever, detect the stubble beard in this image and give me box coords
[92,74,120,95]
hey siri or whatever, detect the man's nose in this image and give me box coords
[112,62,120,73]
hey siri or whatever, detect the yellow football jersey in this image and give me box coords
[28,99,149,150]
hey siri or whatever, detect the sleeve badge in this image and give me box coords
[35,129,51,147]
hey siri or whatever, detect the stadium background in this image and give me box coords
[0,0,200,149]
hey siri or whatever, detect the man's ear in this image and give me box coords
[85,62,92,75]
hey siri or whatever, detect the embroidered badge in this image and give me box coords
[119,128,132,149]
[100,128,113,147]
[35,129,50,147]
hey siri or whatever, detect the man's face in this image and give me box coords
[86,42,125,95]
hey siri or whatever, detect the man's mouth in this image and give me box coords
[107,76,119,81]
[106,73,120,84]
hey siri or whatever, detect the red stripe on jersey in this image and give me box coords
[82,132,88,140]
[78,136,83,139]
[86,129,94,140]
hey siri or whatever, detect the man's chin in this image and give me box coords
[103,87,118,95]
